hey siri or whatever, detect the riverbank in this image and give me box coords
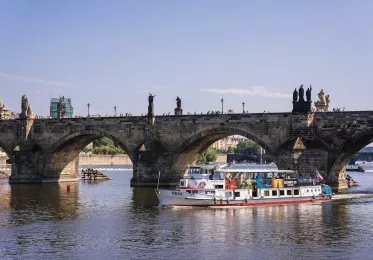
[79,154,132,165]
[0,154,227,166]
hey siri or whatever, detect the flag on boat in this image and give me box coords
[315,170,324,182]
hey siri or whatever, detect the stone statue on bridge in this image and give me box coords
[20,94,34,119]
[317,89,325,103]
[148,94,156,121]
[325,95,330,111]
[314,89,330,112]
[298,85,304,101]
[306,85,312,102]
[299,85,304,102]
[292,84,312,114]
[293,88,298,102]
[148,93,156,107]
[174,96,183,115]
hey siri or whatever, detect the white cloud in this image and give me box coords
[200,86,291,99]
[0,72,72,87]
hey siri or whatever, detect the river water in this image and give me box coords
[1,166,373,259]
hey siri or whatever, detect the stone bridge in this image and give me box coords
[1,110,373,191]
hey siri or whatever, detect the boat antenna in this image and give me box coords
[156,170,161,191]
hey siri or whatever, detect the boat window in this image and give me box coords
[215,185,223,189]
[307,189,309,192]
[241,172,253,180]
[192,190,198,194]
[287,190,292,195]
[264,190,270,196]
[180,180,185,186]
[234,191,240,197]
[279,190,285,196]
[285,171,298,179]
[186,190,191,194]
[294,189,299,195]
[189,167,201,174]
[272,190,277,196]
[225,191,232,198]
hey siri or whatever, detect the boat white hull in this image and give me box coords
[156,189,331,207]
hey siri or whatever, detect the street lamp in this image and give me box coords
[114,106,117,116]
[87,103,90,117]
[221,98,224,114]
[242,102,245,113]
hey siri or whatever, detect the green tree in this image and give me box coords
[198,148,218,164]
[93,137,114,147]
[84,137,126,154]
[234,139,259,154]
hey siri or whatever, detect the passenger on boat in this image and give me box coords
[256,173,267,188]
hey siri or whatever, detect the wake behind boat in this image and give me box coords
[155,165,333,207]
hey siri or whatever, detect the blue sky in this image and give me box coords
[1,0,373,116]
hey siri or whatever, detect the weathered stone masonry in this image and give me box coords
[1,111,373,191]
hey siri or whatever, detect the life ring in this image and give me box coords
[199,181,206,188]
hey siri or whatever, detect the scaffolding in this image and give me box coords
[50,96,73,118]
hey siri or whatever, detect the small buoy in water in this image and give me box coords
[67,185,71,192]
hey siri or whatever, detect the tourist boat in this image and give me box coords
[155,165,333,207]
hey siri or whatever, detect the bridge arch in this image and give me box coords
[171,126,274,176]
[329,128,373,180]
[0,139,13,159]
[43,129,133,179]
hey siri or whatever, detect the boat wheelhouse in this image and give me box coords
[156,165,332,207]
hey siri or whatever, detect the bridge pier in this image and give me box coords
[328,165,348,192]
[9,149,44,183]
[130,151,179,187]
[43,157,80,183]
[9,149,80,184]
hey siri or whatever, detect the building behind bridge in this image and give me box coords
[0,99,17,119]
[210,136,247,152]
[50,96,73,118]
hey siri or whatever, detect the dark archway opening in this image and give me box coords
[44,131,132,180]
[0,146,11,180]
[172,128,276,178]
[329,128,373,183]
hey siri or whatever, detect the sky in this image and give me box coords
[1,0,373,117]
